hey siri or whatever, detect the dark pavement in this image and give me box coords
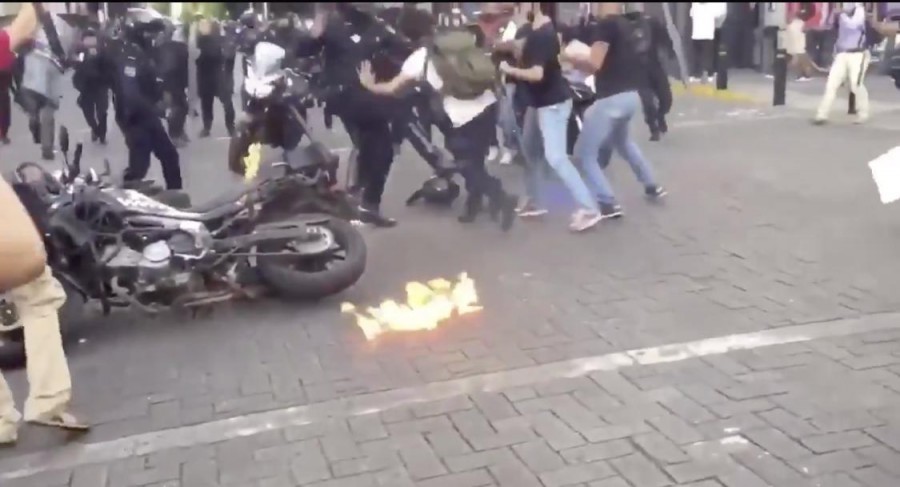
[1,78,900,486]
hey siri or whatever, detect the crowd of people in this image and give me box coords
[0,0,683,444]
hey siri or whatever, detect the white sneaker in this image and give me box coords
[688,76,700,83]
[706,75,716,84]
[499,150,515,165]
[487,146,500,162]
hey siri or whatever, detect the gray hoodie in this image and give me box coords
[21,7,76,108]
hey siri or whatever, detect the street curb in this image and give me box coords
[671,79,764,105]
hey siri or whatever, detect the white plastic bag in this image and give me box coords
[868,146,900,204]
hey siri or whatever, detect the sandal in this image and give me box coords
[27,411,90,432]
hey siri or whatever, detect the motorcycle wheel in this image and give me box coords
[0,281,85,370]
[257,219,367,300]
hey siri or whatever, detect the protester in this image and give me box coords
[359,15,518,231]
[565,1,667,222]
[502,4,605,232]
[18,3,74,160]
[0,4,88,444]
[814,2,871,125]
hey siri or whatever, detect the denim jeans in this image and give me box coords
[497,84,520,151]
[574,91,658,206]
[521,99,598,211]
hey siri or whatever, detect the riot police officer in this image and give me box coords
[72,26,110,144]
[195,18,235,137]
[157,20,190,146]
[111,9,182,191]
[305,3,408,227]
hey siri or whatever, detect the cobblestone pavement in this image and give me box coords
[2,83,900,485]
[3,314,900,486]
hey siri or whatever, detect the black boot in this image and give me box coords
[458,194,483,224]
[488,192,518,232]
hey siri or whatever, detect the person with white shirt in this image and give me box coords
[359,25,518,231]
[689,2,726,83]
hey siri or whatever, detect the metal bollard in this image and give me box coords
[716,42,728,90]
[773,48,787,106]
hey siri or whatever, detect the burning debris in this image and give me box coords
[341,273,481,340]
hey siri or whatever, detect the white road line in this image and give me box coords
[1,311,898,480]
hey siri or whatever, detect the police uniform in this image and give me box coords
[73,29,111,144]
[157,26,190,144]
[314,6,408,227]
[111,37,183,190]
[196,22,236,137]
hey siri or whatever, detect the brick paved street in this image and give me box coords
[2,78,900,485]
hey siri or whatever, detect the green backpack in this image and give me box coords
[430,29,497,100]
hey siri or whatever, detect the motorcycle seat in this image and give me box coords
[129,184,255,222]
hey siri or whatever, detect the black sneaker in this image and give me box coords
[645,186,667,199]
[199,128,211,138]
[658,117,668,134]
[358,205,397,228]
[649,131,661,142]
[599,203,623,220]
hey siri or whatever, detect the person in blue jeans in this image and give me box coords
[500,4,605,232]
[565,2,667,220]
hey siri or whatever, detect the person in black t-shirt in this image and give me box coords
[500,5,603,233]
[563,2,666,221]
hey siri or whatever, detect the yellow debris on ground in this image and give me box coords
[671,81,763,105]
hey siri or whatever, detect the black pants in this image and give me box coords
[122,116,183,190]
[806,30,833,68]
[199,86,234,131]
[167,89,188,138]
[0,72,10,137]
[342,116,393,208]
[638,66,673,134]
[442,104,504,207]
[692,39,715,77]
[77,87,108,139]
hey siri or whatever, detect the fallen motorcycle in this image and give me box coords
[0,126,366,369]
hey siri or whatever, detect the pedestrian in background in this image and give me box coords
[787,5,822,81]
[814,2,871,125]
[689,2,726,83]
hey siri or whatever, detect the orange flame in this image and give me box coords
[341,273,482,340]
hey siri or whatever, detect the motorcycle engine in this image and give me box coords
[102,231,199,293]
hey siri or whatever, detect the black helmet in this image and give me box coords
[239,10,261,29]
[122,7,168,45]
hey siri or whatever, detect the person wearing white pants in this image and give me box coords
[0,268,88,444]
[814,3,870,124]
